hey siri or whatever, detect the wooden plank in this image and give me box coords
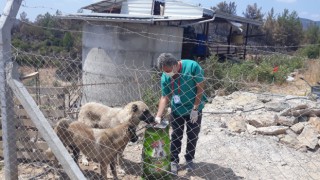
[40,96,64,107]
[210,45,237,55]
[17,129,38,140]
[0,129,36,140]
[1,128,44,140]
[27,87,67,95]
[0,141,48,152]
[6,62,85,180]
[15,108,65,118]
[17,151,47,161]
[15,97,65,108]
[32,141,49,151]
[15,118,56,128]
[42,109,65,118]
[0,150,49,161]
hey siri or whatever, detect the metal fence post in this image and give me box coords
[0,0,22,179]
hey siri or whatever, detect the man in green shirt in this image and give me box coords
[155,53,207,175]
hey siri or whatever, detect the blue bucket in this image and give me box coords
[311,86,320,98]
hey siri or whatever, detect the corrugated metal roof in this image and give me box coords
[81,0,211,19]
[120,0,153,15]
[215,12,262,26]
[165,0,213,17]
[82,0,126,13]
[61,14,154,23]
[76,0,262,26]
[164,1,209,18]
[61,13,203,23]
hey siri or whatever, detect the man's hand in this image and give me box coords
[190,110,198,123]
[155,116,162,124]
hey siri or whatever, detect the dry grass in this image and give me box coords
[19,66,72,87]
[303,60,320,84]
[269,59,320,96]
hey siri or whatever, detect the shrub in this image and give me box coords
[141,71,161,113]
[298,45,320,59]
[203,54,305,94]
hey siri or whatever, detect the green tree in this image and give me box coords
[273,9,303,50]
[35,12,55,28]
[20,11,29,22]
[242,3,264,43]
[212,1,237,15]
[263,8,276,46]
[304,23,320,44]
[243,3,264,21]
[63,32,74,51]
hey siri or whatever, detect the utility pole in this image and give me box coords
[0,0,22,179]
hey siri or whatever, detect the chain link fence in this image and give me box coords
[1,21,320,180]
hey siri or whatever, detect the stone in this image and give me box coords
[308,117,320,133]
[255,126,288,135]
[290,122,307,134]
[274,115,298,126]
[246,124,257,134]
[297,125,319,150]
[227,116,246,133]
[246,112,277,127]
[280,134,299,147]
[265,101,290,112]
[258,96,272,103]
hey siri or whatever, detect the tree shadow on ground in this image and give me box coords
[175,162,243,180]
[121,158,142,176]
[59,160,242,179]
[82,170,104,180]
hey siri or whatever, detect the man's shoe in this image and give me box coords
[170,162,178,175]
[185,160,195,172]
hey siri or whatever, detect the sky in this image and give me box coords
[1,0,320,22]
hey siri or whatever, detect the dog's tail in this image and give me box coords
[56,119,70,133]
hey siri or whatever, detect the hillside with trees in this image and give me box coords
[210,1,319,57]
[12,11,82,59]
[11,1,320,60]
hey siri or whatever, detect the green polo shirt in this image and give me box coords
[161,60,207,116]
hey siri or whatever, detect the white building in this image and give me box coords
[62,0,261,106]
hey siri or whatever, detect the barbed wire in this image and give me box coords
[9,14,320,53]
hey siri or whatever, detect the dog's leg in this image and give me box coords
[116,147,126,175]
[100,162,109,180]
[110,160,118,180]
[69,145,80,163]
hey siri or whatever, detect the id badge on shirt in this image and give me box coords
[173,95,181,104]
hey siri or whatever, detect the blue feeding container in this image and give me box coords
[311,86,320,99]
[194,34,207,56]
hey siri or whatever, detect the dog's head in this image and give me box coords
[128,125,138,143]
[126,101,155,124]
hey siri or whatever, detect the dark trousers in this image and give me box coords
[170,111,202,163]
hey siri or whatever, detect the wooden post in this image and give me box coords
[243,23,250,60]
[0,1,22,179]
[227,26,233,55]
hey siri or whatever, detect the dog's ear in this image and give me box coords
[132,104,138,112]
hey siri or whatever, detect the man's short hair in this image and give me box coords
[157,53,178,70]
